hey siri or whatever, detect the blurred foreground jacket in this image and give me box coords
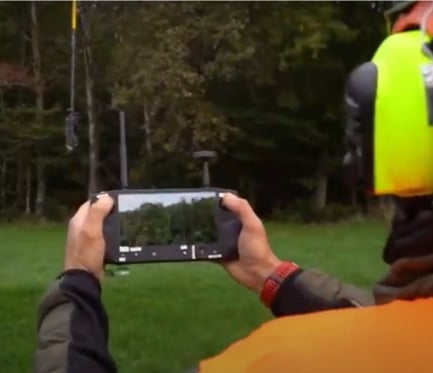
[199,298,433,373]
[32,267,371,373]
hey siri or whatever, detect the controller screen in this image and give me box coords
[118,191,218,247]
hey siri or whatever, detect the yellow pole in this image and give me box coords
[71,0,77,30]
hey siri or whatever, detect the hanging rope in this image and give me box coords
[65,0,79,152]
[70,0,77,111]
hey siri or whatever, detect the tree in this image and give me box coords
[79,3,100,195]
[0,1,387,219]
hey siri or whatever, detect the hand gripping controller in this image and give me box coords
[90,189,242,264]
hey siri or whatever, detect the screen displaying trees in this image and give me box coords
[119,195,217,246]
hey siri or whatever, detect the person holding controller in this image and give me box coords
[32,190,433,373]
[32,191,369,373]
[33,1,433,371]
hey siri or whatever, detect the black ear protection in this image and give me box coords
[342,62,378,192]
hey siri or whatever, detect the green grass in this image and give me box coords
[0,219,388,373]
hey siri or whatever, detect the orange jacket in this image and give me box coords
[199,298,433,373]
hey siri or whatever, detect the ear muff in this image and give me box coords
[342,62,378,192]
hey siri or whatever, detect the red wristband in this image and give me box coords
[260,261,299,308]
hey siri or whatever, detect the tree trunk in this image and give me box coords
[0,157,6,210]
[25,163,31,215]
[350,186,357,207]
[143,101,152,155]
[30,1,45,217]
[18,3,27,104]
[35,160,45,216]
[81,8,99,196]
[15,161,22,210]
[84,56,99,195]
[314,174,328,210]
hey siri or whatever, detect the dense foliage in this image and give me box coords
[120,197,217,245]
[0,1,386,220]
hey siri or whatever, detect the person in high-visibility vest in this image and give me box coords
[200,2,433,371]
[33,2,433,373]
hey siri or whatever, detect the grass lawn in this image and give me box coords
[0,219,388,373]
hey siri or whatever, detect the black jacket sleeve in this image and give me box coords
[32,269,117,373]
[270,268,374,317]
